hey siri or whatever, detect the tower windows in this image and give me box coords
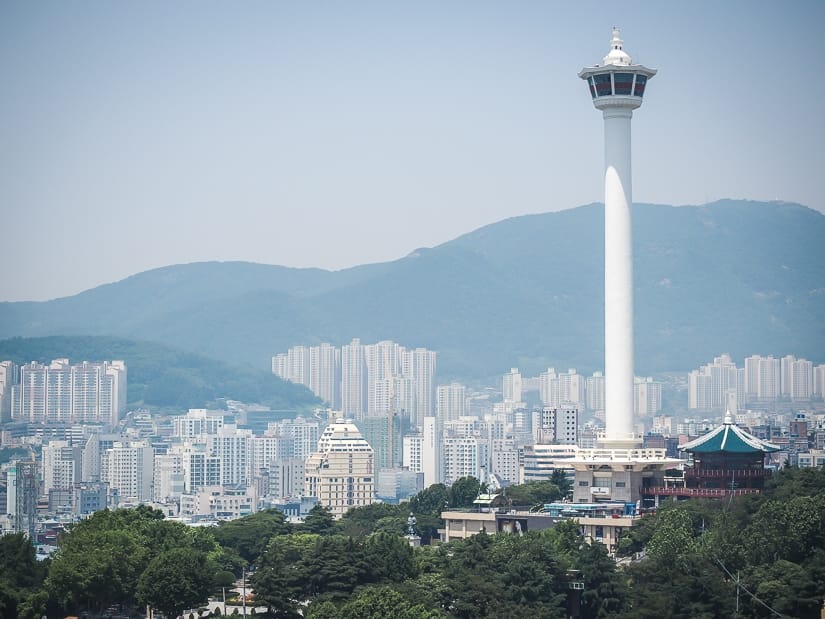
[593,74,612,97]
[613,73,634,95]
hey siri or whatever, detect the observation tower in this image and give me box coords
[568,29,678,509]
[580,28,656,449]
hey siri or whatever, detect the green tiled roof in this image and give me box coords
[679,414,780,454]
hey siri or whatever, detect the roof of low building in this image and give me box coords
[679,411,780,454]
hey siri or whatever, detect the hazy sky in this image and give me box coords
[2,1,823,301]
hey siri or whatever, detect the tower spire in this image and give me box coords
[603,27,632,66]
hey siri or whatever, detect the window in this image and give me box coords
[613,73,634,95]
[615,482,626,488]
[633,75,647,97]
[579,480,589,487]
[593,74,612,97]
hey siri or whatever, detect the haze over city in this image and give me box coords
[1,1,824,302]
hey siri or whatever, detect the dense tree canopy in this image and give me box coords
[3,467,825,618]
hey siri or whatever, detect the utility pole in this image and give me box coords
[735,570,740,615]
[242,565,246,616]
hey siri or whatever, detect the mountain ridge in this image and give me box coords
[2,200,823,380]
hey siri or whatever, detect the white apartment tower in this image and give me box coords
[585,372,605,412]
[100,440,153,503]
[341,339,367,419]
[814,364,825,399]
[407,348,437,427]
[310,343,341,408]
[781,355,813,401]
[442,436,489,485]
[502,368,522,404]
[540,368,585,408]
[745,355,780,401]
[15,359,126,425]
[42,440,83,498]
[634,377,662,417]
[437,382,467,422]
[208,424,253,487]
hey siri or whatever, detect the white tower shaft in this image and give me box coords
[580,28,655,449]
[603,108,635,444]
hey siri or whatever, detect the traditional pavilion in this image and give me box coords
[654,411,780,498]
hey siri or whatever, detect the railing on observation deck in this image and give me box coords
[685,468,771,479]
[644,486,762,497]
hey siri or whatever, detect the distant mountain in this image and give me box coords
[0,336,320,411]
[1,200,823,380]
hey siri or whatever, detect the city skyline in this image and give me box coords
[2,2,824,301]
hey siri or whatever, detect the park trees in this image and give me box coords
[0,533,47,619]
[213,508,290,564]
[136,548,215,619]
[45,506,222,617]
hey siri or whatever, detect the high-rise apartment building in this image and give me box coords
[153,453,185,503]
[0,361,18,422]
[442,436,489,485]
[310,343,341,409]
[403,417,441,488]
[273,343,341,408]
[490,438,519,484]
[170,442,222,493]
[585,372,605,412]
[13,359,126,425]
[42,440,83,500]
[688,354,743,411]
[502,368,522,404]
[305,420,375,517]
[539,368,585,408]
[100,440,153,503]
[437,382,466,422]
[172,408,225,438]
[744,355,780,401]
[208,424,253,487]
[365,341,403,415]
[814,364,825,399]
[534,407,579,445]
[406,348,437,428]
[781,355,813,401]
[634,377,662,417]
[341,339,367,419]
[356,414,403,470]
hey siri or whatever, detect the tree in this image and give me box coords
[252,534,319,617]
[625,554,735,619]
[337,586,446,618]
[137,548,216,619]
[338,503,405,537]
[364,533,416,583]
[302,505,337,535]
[576,542,628,619]
[214,508,290,564]
[409,484,449,516]
[550,469,573,499]
[47,527,145,613]
[299,536,370,601]
[504,480,562,507]
[0,532,46,619]
[448,476,481,508]
[646,506,697,563]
